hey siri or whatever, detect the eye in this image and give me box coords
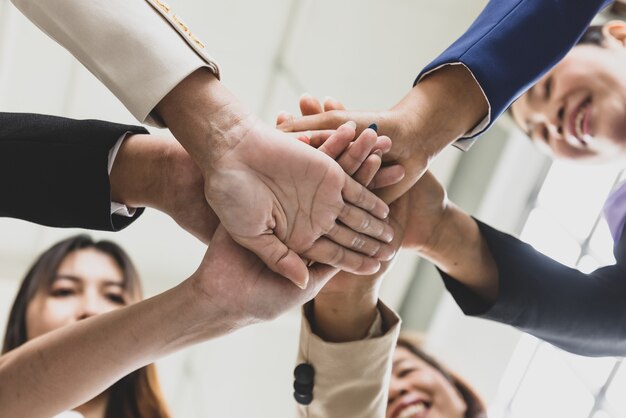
[51,288,75,297]
[544,77,552,100]
[398,368,416,378]
[106,294,126,305]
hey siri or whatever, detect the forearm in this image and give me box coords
[154,69,251,170]
[0,112,147,231]
[11,0,218,125]
[394,65,488,159]
[0,278,233,418]
[420,204,498,302]
[109,133,219,243]
[297,301,400,418]
[312,284,379,343]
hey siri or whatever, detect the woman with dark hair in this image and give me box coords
[391,334,486,418]
[3,234,171,418]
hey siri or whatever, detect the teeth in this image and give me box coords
[574,101,589,140]
[397,402,427,418]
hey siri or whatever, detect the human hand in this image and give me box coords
[191,224,338,325]
[277,66,488,204]
[109,134,218,244]
[156,70,394,289]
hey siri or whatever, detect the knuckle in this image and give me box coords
[360,215,371,232]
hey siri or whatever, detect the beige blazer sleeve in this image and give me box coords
[296,301,401,418]
[10,0,220,126]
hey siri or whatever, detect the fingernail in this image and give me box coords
[368,123,378,133]
[373,150,383,158]
[346,121,357,129]
[300,92,313,100]
[296,278,309,290]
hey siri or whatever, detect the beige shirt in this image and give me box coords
[10,0,219,126]
[297,301,401,418]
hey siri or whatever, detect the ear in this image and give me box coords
[603,20,626,47]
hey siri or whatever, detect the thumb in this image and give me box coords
[240,234,310,288]
[306,264,339,295]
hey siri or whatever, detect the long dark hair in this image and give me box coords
[396,333,487,418]
[2,234,171,418]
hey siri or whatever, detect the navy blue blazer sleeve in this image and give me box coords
[439,218,626,357]
[0,112,147,231]
[417,0,611,140]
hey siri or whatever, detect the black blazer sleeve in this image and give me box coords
[439,218,626,357]
[0,112,148,231]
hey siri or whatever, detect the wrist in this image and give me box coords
[109,134,167,208]
[154,68,254,172]
[312,287,379,343]
[393,65,488,159]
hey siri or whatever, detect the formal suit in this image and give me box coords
[10,0,220,126]
[440,218,626,357]
[295,301,401,418]
[0,112,146,231]
[419,0,612,149]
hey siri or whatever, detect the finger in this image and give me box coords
[303,238,382,276]
[338,203,394,242]
[325,223,396,260]
[299,94,323,116]
[354,153,382,187]
[277,110,349,133]
[238,234,309,289]
[304,263,339,297]
[276,111,293,127]
[369,164,406,190]
[377,172,421,205]
[317,121,356,159]
[342,175,390,220]
[323,96,346,111]
[372,135,392,154]
[336,128,378,175]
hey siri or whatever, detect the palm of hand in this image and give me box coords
[196,226,336,324]
[401,171,447,251]
[205,121,347,280]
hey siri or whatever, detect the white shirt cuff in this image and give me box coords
[108,132,137,218]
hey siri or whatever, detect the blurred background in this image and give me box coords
[1,0,626,417]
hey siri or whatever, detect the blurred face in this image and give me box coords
[26,248,129,340]
[510,23,626,163]
[387,346,466,418]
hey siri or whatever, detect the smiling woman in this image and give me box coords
[2,235,171,418]
[388,334,486,418]
[509,21,626,163]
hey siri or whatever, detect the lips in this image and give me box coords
[391,400,430,418]
[567,96,592,146]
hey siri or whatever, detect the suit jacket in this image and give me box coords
[0,112,146,231]
[419,0,611,149]
[295,301,401,418]
[440,218,626,357]
[10,0,220,126]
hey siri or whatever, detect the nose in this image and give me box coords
[76,291,107,320]
[388,377,411,405]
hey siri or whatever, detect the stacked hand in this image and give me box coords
[276,65,488,204]
[279,96,452,342]
[156,70,402,288]
[191,115,406,325]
